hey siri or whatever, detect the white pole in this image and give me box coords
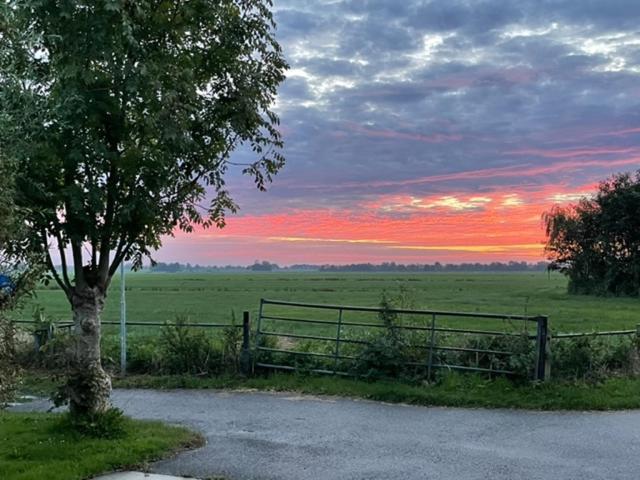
[120,262,127,375]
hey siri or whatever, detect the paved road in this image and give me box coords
[14,389,640,480]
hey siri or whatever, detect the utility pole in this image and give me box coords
[120,262,127,375]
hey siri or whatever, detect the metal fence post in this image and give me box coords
[240,311,252,376]
[253,299,265,372]
[334,308,343,374]
[427,313,436,380]
[545,331,552,380]
[535,315,549,381]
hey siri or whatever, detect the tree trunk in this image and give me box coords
[68,286,112,415]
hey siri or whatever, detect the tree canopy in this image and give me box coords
[544,171,640,296]
[0,0,287,296]
[0,0,287,414]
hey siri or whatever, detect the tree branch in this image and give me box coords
[50,221,72,289]
[107,238,136,286]
[97,163,118,285]
[70,238,85,289]
[41,230,71,299]
[107,237,128,278]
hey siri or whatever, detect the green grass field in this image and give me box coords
[15,272,640,334]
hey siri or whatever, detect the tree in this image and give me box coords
[0,0,287,414]
[544,171,640,296]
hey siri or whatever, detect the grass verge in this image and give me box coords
[20,371,640,411]
[114,373,640,411]
[0,411,203,480]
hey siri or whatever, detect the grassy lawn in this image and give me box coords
[20,372,640,411]
[0,411,202,480]
[11,272,640,333]
[110,373,640,411]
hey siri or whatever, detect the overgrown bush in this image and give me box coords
[99,312,246,376]
[352,293,410,380]
[451,334,535,380]
[13,309,74,370]
[552,335,638,381]
[221,311,243,373]
[0,316,20,405]
[253,330,279,366]
[13,286,640,386]
[353,333,409,380]
[19,310,245,377]
[101,334,162,374]
[159,317,218,375]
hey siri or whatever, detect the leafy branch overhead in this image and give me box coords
[0,0,288,296]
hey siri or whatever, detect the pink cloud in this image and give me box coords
[504,146,639,158]
[299,155,640,191]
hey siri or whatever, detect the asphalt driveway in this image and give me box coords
[14,389,640,480]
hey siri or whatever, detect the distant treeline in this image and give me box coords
[318,261,549,272]
[149,260,549,273]
[149,261,318,273]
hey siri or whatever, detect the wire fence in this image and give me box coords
[12,299,639,381]
[554,329,637,339]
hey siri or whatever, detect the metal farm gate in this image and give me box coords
[255,299,550,381]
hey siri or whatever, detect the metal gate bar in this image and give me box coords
[255,299,549,380]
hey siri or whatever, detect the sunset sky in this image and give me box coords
[162,0,640,266]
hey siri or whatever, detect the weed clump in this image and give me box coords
[59,407,127,439]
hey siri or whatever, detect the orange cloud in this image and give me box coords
[389,243,542,253]
[158,180,614,265]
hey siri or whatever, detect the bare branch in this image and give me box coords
[107,239,136,286]
[41,230,71,299]
[52,227,71,289]
[97,163,118,284]
[107,237,128,279]
[70,239,85,289]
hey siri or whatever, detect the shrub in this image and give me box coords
[101,334,162,375]
[159,317,217,375]
[552,337,603,380]
[13,308,73,371]
[353,293,410,380]
[353,333,409,380]
[221,311,243,372]
[59,407,126,439]
[127,337,162,373]
[36,331,74,370]
[451,334,535,380]
[552,335,638,381]
[254,331,279,366]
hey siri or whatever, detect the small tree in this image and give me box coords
[0,0,287,414]
[544,171,640,296]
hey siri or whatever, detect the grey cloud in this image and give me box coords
[406,1,524,34]
[534,0,640,29]
[302,57,365,77]
[224,0,640,215]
